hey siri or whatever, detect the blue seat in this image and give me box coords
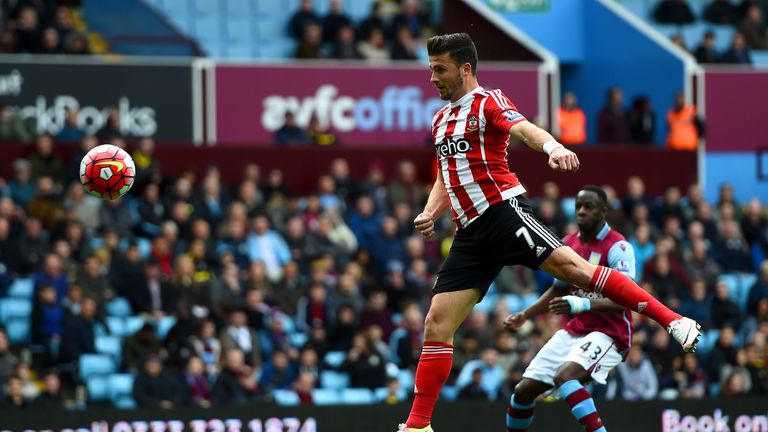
[191,0,219,14]
[398,369,414,393]
[312,388,341,405]
[226,40,254,58]
[697,329,720,357]
[87,375,109,401]
[125,316,147,336]
[273,389,300,406]
[225,0,252,15]
[157,316,177,340]
[323,351,346,368]
[105,297,132,318]
[114,395,137,409]
[374,386,407,402]
[340,388,375,405]
[108,373,135,404]
[711,25,736,52]
[752,50,768,68]
[8,278,34,298]
[503,294,523,312]
[441,385,459,402]
[0,298,32,322]
[290,332,308,348]
[5,318,29,344]
[255,0,286,16]
[193,17,223,42]
[79,354,116,380]
[255,19,284,40]
[161,0,190,15]
[95,335,122,363]
[561,197,577,220]
[320,370,350,390]
[226,19,252,42]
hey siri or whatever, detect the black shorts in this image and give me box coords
[433,196,564,300]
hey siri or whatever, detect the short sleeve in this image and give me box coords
[484,89,527,132]
[608,240,636,281]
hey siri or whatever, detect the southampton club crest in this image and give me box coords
[466,114,479,132]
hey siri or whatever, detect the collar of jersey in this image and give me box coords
[578,222,611,241]
[450,86,484,107]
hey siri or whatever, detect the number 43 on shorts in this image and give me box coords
[580,341,603,360]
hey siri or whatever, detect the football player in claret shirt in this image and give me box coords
[398,33,700,432]
[505,186,636,432]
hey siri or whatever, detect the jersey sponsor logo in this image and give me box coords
[502,109,524,123]
[588,252,602,265]
[466,114,479,132]
[436,137,473,157]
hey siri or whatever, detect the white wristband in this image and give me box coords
[543,140,564,155]
[563,295,591,314]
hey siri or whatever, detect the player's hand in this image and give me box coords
[503,312,527,331]
[414,211,436,239]
[548,146,580,173]
[549,297,573,315]
[549,296,590,315]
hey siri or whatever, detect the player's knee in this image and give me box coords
[424,312,450,341]
[553,369,583,388]
[513,380,537,404]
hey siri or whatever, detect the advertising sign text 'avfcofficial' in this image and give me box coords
[214,63,539,146]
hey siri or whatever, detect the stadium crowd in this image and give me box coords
[654,0,766,64]
[0,133,763,411]
[0,0,92,55]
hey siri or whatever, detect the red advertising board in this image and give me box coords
[704,69,768,152]
[213,62,540,146]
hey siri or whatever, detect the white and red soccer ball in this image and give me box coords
[79,144,136,200]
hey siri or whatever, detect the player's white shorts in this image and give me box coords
[522,330,622,386]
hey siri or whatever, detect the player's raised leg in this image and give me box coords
[540,247,701,352]
[398,288,481,432]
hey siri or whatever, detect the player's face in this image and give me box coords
[575,190,606,234]
[429,53,465,101]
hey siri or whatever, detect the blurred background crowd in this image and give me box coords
[0,132,763,411]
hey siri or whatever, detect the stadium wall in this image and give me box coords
[0,398,766,431]
[702,69,768,203]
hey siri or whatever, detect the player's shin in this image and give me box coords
[405,342,454,429]
[590,266,680,328]
[559,380,606,432]
[506,395,535,432]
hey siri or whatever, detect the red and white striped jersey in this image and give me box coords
[432,87,527,228]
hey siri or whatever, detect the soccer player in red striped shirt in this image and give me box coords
[397,33,700,432]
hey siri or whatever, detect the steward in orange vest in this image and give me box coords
[667,92,704,150]
[558,92,586,145]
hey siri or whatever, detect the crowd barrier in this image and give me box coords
[0,398,766,431]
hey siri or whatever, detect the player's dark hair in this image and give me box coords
[427,33,478,75]
[580,185,608,206]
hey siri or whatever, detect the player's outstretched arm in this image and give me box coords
[503,286,564,331]
[549,296,625,315]
[509,120,580,173]
[413,168,450,239]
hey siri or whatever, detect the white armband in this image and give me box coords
[563,295,591,314]
[543,140,564,155]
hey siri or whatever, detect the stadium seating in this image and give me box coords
[320,370,350,390]
[273,389,301,406]
[79,354,116,380]
[323,351,346,369]
[86,374,110,401]
[108,373,136,408]
[145,0,374,58]
[0,297,32,322]
[105,297,133,318]
[312,388,342,405]
[340,388,375,404]
[7,278,34,299]
[95,335,122,363]
[4,318,30,344]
